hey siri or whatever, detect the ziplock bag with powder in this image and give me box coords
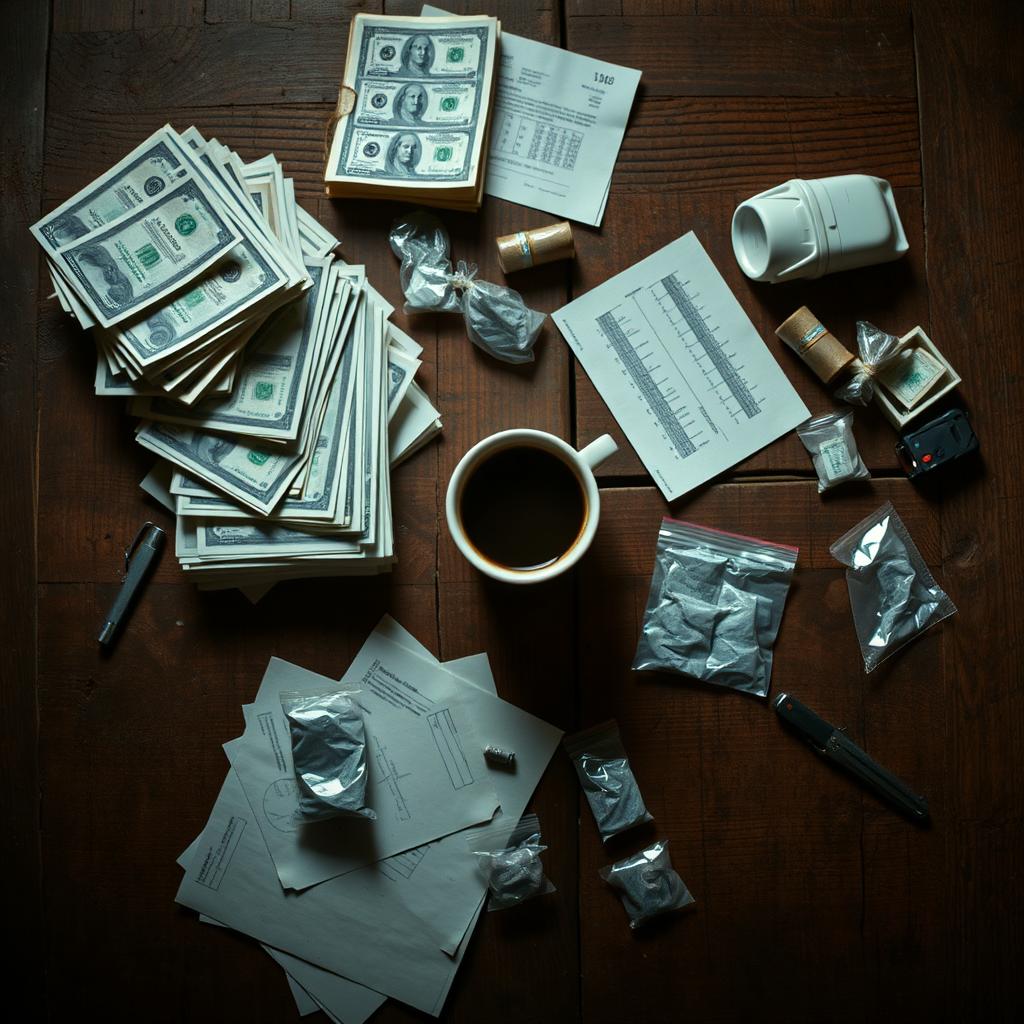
[830,501,956,672]
[632,519,798,698]
[281,688,376,822]
[389,210,545,364]
[470,812,556,911]
[599,839,695,930]
[564,720,653,842]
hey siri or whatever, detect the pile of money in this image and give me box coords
[32,124,442,596]
[325,13,500,211]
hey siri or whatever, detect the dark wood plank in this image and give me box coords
[204,0,253,23]
[0,0,48,1004]
[566,13,915,97]
[134,0,205,27]
[572,187,928,479]
[614,96,921,193]
[579,482,950,1023]
[913,1,1024,1018]
[53,0,136,32]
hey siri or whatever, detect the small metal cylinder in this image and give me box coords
[496,221,575,273]
[483,745,516,768]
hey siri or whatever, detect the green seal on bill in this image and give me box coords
[447,46,464,62]
[175,213,197,236]
[253,381,274,401]
[441,96,458,112]
[247,451,270,465]
[434,146,452,162]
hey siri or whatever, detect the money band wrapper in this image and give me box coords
[496,222,575,274]
[775,306,856,384]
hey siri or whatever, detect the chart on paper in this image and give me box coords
[553,232,808,501]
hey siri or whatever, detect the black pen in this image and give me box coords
[98,523,166,647]
[772,692,929,823]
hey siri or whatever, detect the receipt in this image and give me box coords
[424,5,640,225]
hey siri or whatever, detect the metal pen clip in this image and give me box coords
[123,521,158,579]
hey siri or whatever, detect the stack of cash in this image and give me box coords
[33,124,443,593]
[325,13,500,211]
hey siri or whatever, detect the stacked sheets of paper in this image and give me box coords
[325,13,500,211]
[175,616,564,1021]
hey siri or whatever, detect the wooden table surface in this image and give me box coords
[3,1,1022,1021]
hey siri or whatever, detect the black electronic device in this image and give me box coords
[895,407,978,478]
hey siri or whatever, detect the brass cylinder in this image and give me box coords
[496,221,575,273]
[775,306,855,384]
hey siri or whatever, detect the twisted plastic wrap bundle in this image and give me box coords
[835,320,905,405]
[390,211,545,364]
[472,813,555,910]
[282,689,376,822]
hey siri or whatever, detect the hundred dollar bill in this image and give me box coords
[387,345,421,419]
[51,176,241,327]
[340,128,472,181]
[176,328,359,524]
[360,26,487,79]
[112,240,288,367]
[131,261,334,441]
[355,81,479,128]
[32,125,188,256]
[135,420,304,515]
[326,14,497,191]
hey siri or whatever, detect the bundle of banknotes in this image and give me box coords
[325,12,500,211]
[32,124,443,594]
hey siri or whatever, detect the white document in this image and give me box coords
[267,948,386,1024]
[175,768,464,1015]
[423,4,639,226]
[553,232,810,501]
[228,654,499,890]
[284,971,319,1017]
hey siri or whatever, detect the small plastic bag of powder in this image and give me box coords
[281,688,376,822]
[796,410,870,493]
[599,839,695,929]
[564,721,653,842]
[471,813,556,911]
[830,501,957,673]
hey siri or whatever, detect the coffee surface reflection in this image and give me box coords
[459,445,586,571]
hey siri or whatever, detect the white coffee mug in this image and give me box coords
[445,429,618,584]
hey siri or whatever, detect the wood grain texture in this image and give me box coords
[579,483,951,1023]
[914,0,1024,1018]
[566,13,915,97]
[14,1,1024,1021]
[0,0,47,1005]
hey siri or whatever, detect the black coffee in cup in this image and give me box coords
[458,445,586,571]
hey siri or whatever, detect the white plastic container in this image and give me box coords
[731,174,909,284]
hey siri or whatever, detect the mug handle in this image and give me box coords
[578,433,618,472]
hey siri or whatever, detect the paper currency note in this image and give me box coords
[32,125,188,255]
[52,177,240,327]
[360,27,486,79]
[355,81,478,128]
[114,241,285,366]
[133,262,330,439]
[387,346,420,419]
[340,128,472,180]
[878,347,945,408]
[136,420,304,515]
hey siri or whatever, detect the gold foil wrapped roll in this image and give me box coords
[775,306,855,384]
[496,221,575,273]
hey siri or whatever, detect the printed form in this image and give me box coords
[424,4,640,226]
[553,232,810,501]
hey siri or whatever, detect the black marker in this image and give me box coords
[98,523,166,647]
[772,692,929,823]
